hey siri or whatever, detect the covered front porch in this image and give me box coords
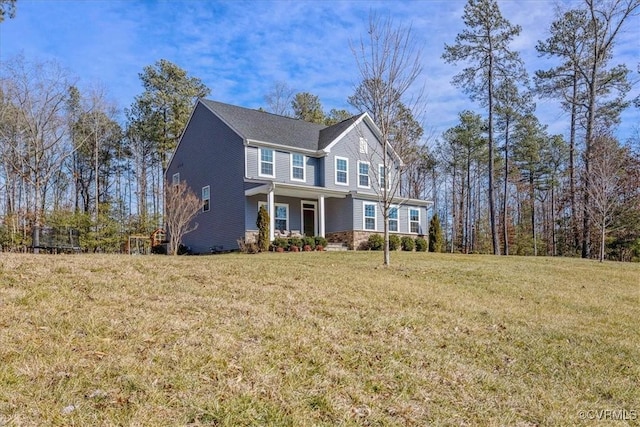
[245,182,348,242]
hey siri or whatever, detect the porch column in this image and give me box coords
[318,194,325,238]
[268,186,275,241]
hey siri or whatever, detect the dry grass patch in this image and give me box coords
[0,252,638,426]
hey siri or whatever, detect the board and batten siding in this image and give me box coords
[166,102,246,253]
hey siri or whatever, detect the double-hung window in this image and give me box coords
[363,202,376,231]
[335,157,348,185]
[291,153,305,181]
[259,202,289,232]
[378,164,387,190]
[260,148,274,177]
[202,185,210,212]
[389,205,398,232]
[409,208,420,233]
[172,173,180,186]
[358,161,370,188]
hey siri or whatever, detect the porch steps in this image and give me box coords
[325,242,349,251]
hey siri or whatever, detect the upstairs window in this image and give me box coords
[291,153,305,181]
[202,186,210,212]
[379,164,388,190]
[260,148,274,177]
[172,173,180,186]
[358,161,370,188]
[335,157,348,185]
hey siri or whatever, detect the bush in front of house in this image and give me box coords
[415,236,427,252]
[272,237,289,251]
[289,237,303,251]
[401,236,415,251]
[303,236,315,249]
[314,236,327,250]
[389,234,401,251]
[367,234,384,251]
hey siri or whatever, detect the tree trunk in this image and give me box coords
[503,117,510,256]
[488,54,500,255]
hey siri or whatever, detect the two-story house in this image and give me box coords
[165,99,431,253]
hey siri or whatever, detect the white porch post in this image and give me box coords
[318,194,325,238]
[268,186,275,242]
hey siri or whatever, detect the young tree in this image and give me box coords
[443,0,527,255]
[350,12,423,266]
[587,135,628,262]
[164,179,202,255]
[256,205,270,252]
[428,214,444,252]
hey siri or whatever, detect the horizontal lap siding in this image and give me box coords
[245,195,303,232]
[246,146,320,186]
[353,198,428,235]
[325,197,353,232]
[167,103,245,253]
[324,122,399,194]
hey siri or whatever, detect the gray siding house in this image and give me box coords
[165,99,431,253]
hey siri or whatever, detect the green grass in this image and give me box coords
[0,252,638,426]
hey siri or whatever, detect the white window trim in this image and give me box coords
[378,164,390,191]
[259,201,289,231]
[259,147,275,178]
[363,201,377,231]
[335,156,349,186]
[202,185,210,212]
[389,204,399,232]
[357,160,370,189]
[290,153,306,182]
[359,137,368,154]
[172,172,180,186]
[409,207,421,234]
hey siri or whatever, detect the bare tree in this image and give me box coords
[164,179,201,255]
[350,12,423,266]
[0,55,75,251]
[264,81,294,116]
[587,135,627,262]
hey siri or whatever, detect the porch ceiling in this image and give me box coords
[244,182,348,199]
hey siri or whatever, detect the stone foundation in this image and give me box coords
[326,230,421,250]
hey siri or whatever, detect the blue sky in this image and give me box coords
[1,0,638,144]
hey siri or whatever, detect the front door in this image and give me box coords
[301,201,317,237]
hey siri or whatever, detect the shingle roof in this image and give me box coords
[200,99,362,152]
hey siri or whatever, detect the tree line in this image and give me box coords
[0,0,638,261]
